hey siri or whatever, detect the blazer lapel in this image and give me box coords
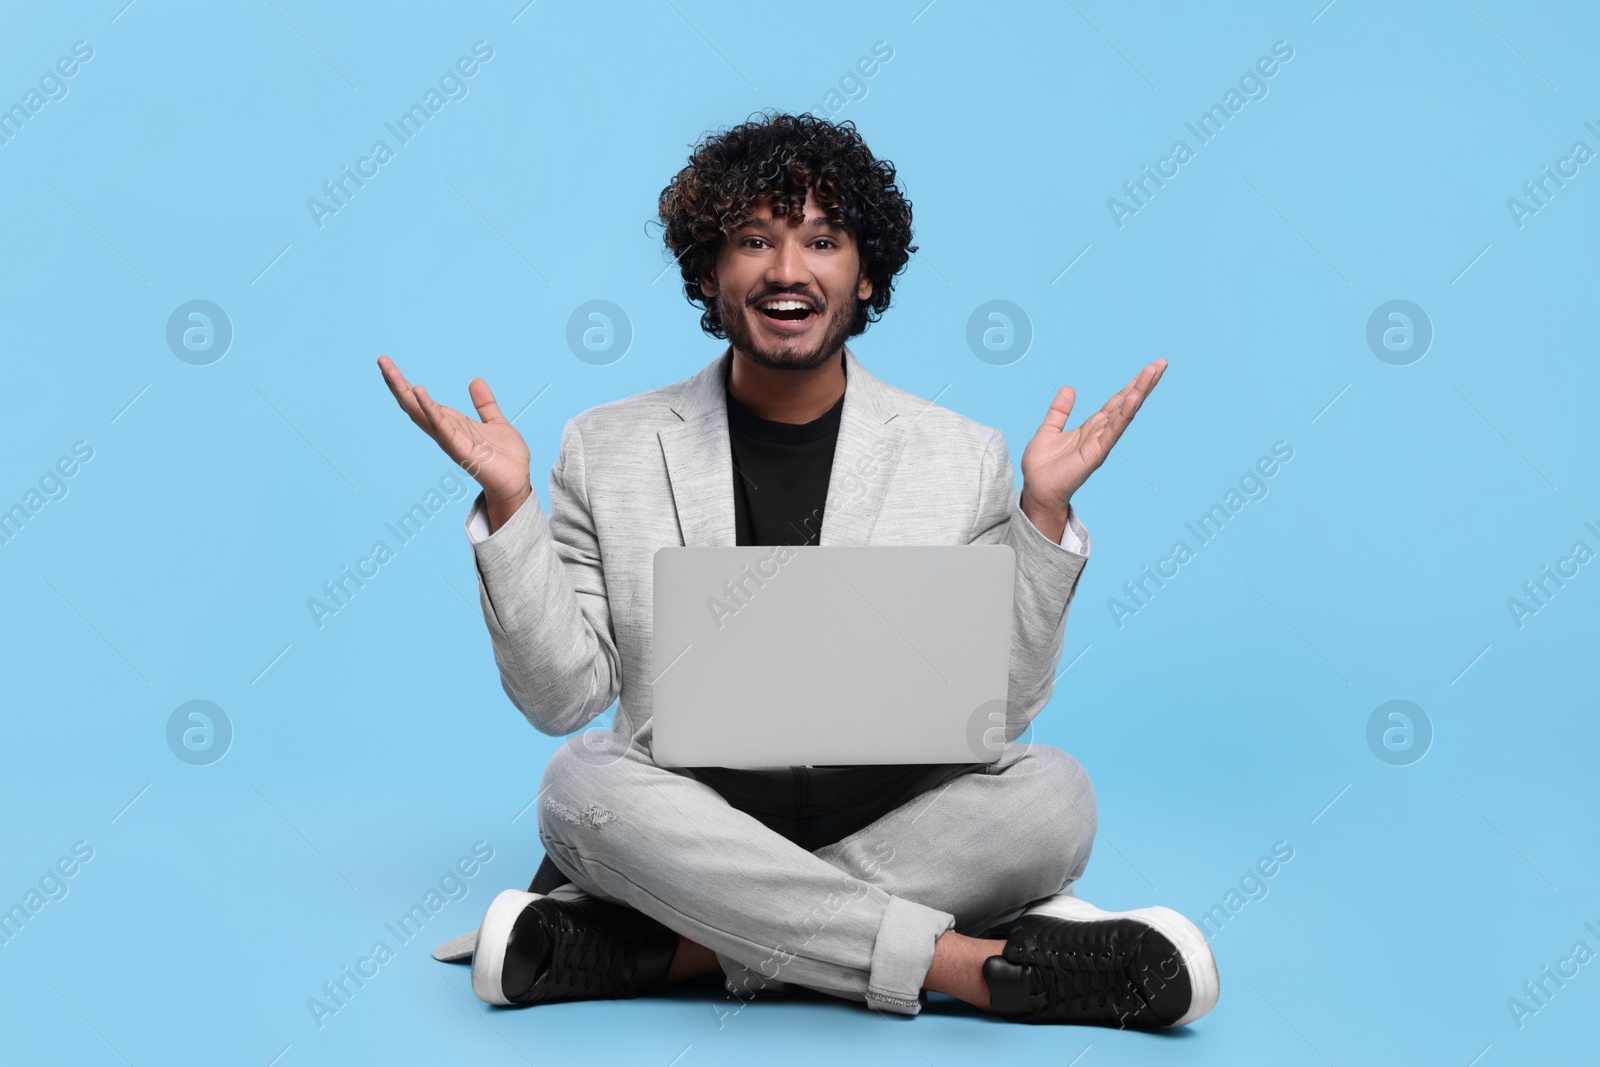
[658,350,737,547]
[657,345,908,548]
[819,347,907,547]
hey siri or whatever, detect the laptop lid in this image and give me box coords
[650,545,1016,768]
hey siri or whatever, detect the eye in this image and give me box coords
[813,238,838,250]
[740,236,769,249]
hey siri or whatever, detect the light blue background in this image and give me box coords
[2,1,1597,1063]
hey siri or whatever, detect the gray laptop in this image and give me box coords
[650,545,1016,769]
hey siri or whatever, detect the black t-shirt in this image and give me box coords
[726,367,843,548]
[685,357,974,852]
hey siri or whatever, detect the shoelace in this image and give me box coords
[543,907,637,996]
[1014,931,1153,1023]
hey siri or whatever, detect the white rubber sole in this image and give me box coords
[1022,895,1220,1027]
[471,889,543,1006]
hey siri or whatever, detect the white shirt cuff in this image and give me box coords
[1056,508,1087,555]
[464,493,492,544]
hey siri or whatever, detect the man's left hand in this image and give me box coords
[1018,358,1167,543]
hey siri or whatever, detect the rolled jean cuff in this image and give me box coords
[865,896,956,1016]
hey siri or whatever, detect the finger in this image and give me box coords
[378,356,429,427]
[1126,359,1167,414]
[413,385,466,454]
[1106,359,1165,426]
[377,355,414,403]
[1103,392,1142,440]
[1068,361,1165,466]
[1085,389,1137,444]
[468,377,508,425]
[1071,411,1116,468]
[1037,385,1077,434]
[1102,378,1157,444]
[1097,383,1131,419]
[1095,366,1147,418]
[1130,358,1166,399]
[1128,359,1162,403]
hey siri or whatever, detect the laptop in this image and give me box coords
[650,545,1016,769]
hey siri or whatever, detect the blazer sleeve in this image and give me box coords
[967,427,1091,737]
[462,417,623,736]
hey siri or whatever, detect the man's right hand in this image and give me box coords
[378,355,533,533]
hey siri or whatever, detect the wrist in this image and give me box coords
[484,483,533,534]
[1019,489,1070,544]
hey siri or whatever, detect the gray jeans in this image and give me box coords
[535,728,1097,1016]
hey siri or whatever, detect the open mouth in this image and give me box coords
[756,298,816,326]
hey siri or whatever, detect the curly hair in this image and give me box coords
[656,111,917,339]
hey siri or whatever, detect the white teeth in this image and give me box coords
[761,300,810,311]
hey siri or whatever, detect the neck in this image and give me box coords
[726,347,846,423]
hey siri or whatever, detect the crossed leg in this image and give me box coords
[534,730,1097,1016]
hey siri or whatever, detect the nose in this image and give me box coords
[766,236,809,288]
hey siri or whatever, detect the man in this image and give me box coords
[378,111,1216,1027]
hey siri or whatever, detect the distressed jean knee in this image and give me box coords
[536,731,632,849]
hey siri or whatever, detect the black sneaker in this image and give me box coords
[470,889,679,1006]
[981,896,1218,1027]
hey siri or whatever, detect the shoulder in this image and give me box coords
[564,379,691,442]
[872,377,1006,461]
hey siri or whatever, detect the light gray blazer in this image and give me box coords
[463,345,1092,755]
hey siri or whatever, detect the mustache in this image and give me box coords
[748,289,823,309]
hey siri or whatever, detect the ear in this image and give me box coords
[856,270,873,303]
[700,268,718,300]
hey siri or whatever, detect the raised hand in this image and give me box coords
[378,355,533,530]
[1019,358,1167,541]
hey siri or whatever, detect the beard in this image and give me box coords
[718,289,856,372]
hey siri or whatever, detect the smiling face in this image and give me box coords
[699,187,874,372]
